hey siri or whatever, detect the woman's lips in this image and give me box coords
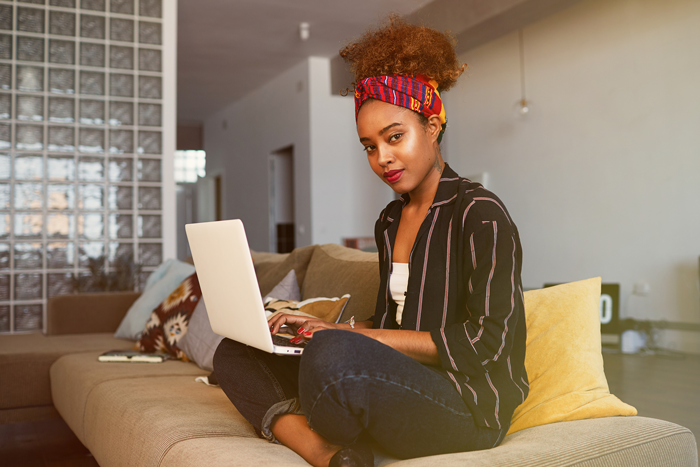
[384,169,404,183]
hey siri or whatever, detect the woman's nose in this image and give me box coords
[377,147,393,166]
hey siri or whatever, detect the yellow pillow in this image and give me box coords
[508,277,636,435]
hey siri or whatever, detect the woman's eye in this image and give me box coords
[389,133,402,142]
[363,145,375,153]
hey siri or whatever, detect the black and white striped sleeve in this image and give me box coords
[431,201,522,377]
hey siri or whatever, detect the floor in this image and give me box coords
[602,349,700,458]
[0,418,98,467]
[1,351,698,466]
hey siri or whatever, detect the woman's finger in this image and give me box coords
[268,313,306,334]
[267,313,289,334]
[299,319,315,333]
[301,323,337,338]
[295,318,325,334]
[291,323,338,343]
[268,313,293,334]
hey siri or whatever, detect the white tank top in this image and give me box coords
[389,263,409,326]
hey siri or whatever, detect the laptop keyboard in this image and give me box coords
[272,334,307,348]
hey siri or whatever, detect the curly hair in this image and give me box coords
[339,15,466,91]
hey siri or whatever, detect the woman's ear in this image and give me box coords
[426,114,443,143]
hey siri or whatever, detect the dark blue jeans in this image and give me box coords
[213,330,504,459]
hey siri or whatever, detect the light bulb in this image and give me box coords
[513,99,532,118]
[519,100,529,114]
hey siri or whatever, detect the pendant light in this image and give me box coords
[515,29,531,117]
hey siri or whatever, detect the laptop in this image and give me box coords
[185,219,305,355]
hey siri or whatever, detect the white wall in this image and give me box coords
[203,61,312,251]
[443,0,700,352]
[308,57,393,245]
[204,57,392,251]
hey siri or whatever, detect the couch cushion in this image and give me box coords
[83,376,256,467]
[47,291,141,335]
[301,244,380,323]
[374,416,697,467]
[251,250,288,265]
[147,416,700,467]
[50,351,207,444]
[51,351,257,467]
[253,245,316,298]
[49,355,697,467]
[0,333,132,410]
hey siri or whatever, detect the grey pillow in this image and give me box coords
[265,268,301,302]
[179,269,300,371]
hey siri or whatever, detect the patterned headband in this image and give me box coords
[354,74,447,142]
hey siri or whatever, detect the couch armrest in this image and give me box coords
[46,292,141,335]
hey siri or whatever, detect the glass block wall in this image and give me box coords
[0,0,168,333]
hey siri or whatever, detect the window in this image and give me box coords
[0,0,170,333]
[174,150,205,183]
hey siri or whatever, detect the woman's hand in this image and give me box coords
[267,313,342,344]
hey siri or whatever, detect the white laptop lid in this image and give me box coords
[185,219,274,353]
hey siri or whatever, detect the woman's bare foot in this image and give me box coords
[271,414,343,467]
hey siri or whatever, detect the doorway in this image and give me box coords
[269,146,295,253]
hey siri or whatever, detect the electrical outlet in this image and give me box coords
[633,282,650,296]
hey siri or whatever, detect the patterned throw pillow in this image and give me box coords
[137,273,202,360]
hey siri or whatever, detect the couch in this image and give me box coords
[1,243,697,466]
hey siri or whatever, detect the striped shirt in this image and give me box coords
[372,164,529,430]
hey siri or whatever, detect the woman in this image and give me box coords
[214,17,528,467]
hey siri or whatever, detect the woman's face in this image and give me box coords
[357,99,442,196]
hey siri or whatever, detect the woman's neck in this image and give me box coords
[406,157,444,209]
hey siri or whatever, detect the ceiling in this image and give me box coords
[176,0,431,124]
[176,0,583,125]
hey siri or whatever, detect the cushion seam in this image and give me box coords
[317,246,378,263]
[158,433,259,466]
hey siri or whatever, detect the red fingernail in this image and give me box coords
[303,332,312,337]
[297,328,305,334]
[291,337,300,343]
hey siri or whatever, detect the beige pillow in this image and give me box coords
[301,244,379,323]
[265,295,351,324]
[508,277,637,435]
[253,245,316,297]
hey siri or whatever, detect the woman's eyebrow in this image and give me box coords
[359,122,404,142]
[379,122,402,135]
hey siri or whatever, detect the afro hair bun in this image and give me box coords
[339,14,467,92]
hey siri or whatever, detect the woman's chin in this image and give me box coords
[379,174,411,194]
[389,185,410,195]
